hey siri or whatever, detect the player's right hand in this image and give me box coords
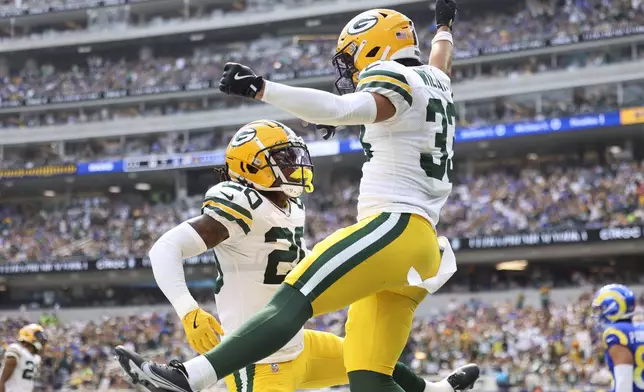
[219,62,265,99]
[316,124,337,140]
[435,0,457,30]
[181,308,224,354]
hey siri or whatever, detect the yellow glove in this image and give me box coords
[181,308,224,354]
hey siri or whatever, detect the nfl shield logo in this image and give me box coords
[396,31,408,40]
[271,363,280,373]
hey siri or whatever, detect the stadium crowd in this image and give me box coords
[0,0,643,111]
[5,72,644,169]
[1,158,643,264]
[2,74,640,134]
[2,0,644,391]
[1,289,635,391]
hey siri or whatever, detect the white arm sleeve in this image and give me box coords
[149,221,208,318]
[614,364,634,392]
[261,80,377,126]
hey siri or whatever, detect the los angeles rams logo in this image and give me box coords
[231,128,257,146]
[347,15,378,35]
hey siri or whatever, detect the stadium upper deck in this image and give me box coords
[0,0,641,149]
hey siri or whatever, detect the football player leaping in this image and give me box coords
[115,120,475,392]
[115,1,480,392]
[0,324,47,392]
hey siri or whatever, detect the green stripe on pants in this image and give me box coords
[246,365,255,392]
[232,365,256,392]
[233,370,243,392]
[292,213,390,294]
[293,213,411,300]
[310,213,410,299]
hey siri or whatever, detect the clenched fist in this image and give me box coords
[219,62,265,99]
[435,0,457,30]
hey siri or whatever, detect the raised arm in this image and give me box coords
[429,0,457,76]
[218,62,399,126]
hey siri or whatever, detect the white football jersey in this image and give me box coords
[1,343,41,392]
[202,181,307,363]
[355,60,455,227]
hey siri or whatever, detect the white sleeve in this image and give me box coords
[614,364,634,392]
[261,81,377,126]
[149,222,208,318]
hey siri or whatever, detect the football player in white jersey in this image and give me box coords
[115,2,480,392]
[0,324,47,392]
[115,120,473,392]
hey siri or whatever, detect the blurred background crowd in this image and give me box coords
[1,290,637,391]
[2,0,644,390]
[1,158,643,264]
[0,0,642,130]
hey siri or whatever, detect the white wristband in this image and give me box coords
[173,294,200,319]
[432,31,453,46]
[614,364,634,392]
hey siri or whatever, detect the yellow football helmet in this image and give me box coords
[19,324,48,352]
[333,9,420,94]
[225,120,314,197]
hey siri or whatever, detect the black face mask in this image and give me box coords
[258,141,314,191]
[269,144,313,174]
[332,45,358,95]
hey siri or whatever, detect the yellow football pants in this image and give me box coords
[224,330,348,392]
[284,212,440,375]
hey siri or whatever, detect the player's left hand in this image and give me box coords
[316,124,337,140]
[181,308,225,354]
[435,0,457,30]
[219,62,265,99]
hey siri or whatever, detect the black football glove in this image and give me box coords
[219,62,264,99]
[316,124,337,140]
[435,0,457,30]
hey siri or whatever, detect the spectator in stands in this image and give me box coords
[1,158,643,264]
[0,289,623,391]
[0,0,642,120]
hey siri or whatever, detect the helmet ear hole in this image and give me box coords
[366,47,381,58]
[246,164,259,174]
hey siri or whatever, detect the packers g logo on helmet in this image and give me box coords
[347,15,378,35]
[225,120,314,198]
[230,128,257,147]
[333,9,420,94]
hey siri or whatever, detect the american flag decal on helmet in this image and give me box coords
[396,31,409,40]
